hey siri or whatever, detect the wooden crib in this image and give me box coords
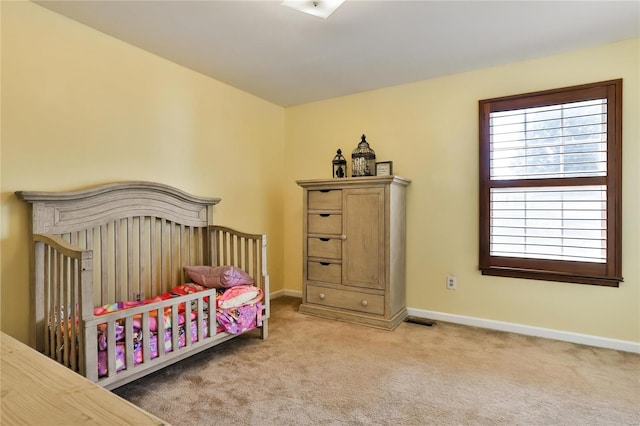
[16,181,269,390]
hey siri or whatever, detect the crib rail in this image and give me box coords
[84,288,221,387]
[32,234,93,376]
[210,225,270,328]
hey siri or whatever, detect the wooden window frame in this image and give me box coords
[479,80,623,287]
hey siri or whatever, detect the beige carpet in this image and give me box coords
[114,297,640,425]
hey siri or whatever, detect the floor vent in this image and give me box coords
[405,316,436,327]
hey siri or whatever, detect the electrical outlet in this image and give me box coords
[446,275,457,290]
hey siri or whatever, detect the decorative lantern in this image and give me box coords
[332,149,347,178]
[351,134,376,177]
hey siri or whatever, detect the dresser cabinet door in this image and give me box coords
[342,188,385,289]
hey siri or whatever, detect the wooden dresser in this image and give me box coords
[296,176,410,330]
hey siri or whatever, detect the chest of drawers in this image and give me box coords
[296,176,410,330]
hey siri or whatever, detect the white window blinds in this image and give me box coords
[490,186,606,263]
[489,99,608,263]
[490,99,607,180]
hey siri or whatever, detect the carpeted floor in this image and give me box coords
[114,296,640,425]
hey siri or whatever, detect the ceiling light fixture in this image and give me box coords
[281,0,345,19]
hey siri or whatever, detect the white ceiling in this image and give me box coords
[35,1,639,107]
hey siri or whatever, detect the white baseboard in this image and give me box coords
[270,289,302,299]
[407,307,640,354]
[272,290,639,353]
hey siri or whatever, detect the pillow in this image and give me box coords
[184,265,254,289]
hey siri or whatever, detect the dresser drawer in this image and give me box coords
[308,190,342,210]
[307,261,341,284]
[308,237,341,259]
[308,213,342,234]
[306,285,384,315]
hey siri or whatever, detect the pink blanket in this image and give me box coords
[95,283,263,377]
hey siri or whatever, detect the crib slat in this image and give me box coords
[212,292,218,337]
[224,230,229,265]
[62,255,70,367]
[196,227,201,264]
[70,258,79,372]
[125,316,134,372]
[185,300,192,348]
[202,228,208,265]
[40,244,49,355]
[244,237,249,271]
[197,227,202,265]
[210,228,217,266]
[156,307,165,361]
[142,312,151,364]
[197,296,204,343]
[107,321,116,378]
[222,231,228,265]
[229,232,236,265]
[135,216,148,300]
[160,219,167,293]
[236,234,241,269]
[196,227,202,265]
[232,232,235,266]
[171,222,176,287]
[215,230,221,265]
[79,251,94,380]
[188,226,194,265]
[170,221,176,290]
[100,224,108,305]
[49,250,56,360]
[55,251,62,363]
[180,224,186,283]
[197,227,203,264]
[253,239,259,284]
[127,218,134,301]
[218,228,222,265]
[171,303,179,353]
[86,229,93,261]
[47,246,54,357]
[114,219,121,303]
[150,217,157,298]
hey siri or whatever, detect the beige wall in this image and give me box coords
[1,2,285,342]
[2,1,638,346]
[284,38,639,342]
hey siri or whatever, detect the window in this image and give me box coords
[479,80,622,287]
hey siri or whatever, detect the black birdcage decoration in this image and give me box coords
[351,134,376,177]
[332,149,347,178]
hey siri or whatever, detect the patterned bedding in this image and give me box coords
[94,283,263,377]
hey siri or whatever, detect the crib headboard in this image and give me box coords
[17,181,222,306]
[19,181,220,233]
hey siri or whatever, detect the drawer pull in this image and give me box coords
[319,237,330,242]
[319,293,326,300]
[320,262,331,266]
[319,189,331,193]
[320,214,330,217]
[361,300,368,307]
